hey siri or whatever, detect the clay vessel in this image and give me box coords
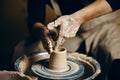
[49,47,69,72]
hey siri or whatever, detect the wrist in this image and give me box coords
[70,11,86,24]
[70,0,112,24]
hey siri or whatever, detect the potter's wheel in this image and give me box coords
[15,52,101,80]
[32,58,84,80]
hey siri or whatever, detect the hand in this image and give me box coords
[0,71,37,80]
[47,15,81,49]
[47,15,80,38]
[33,22,54,54]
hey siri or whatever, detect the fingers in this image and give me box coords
[42,34,53,54]
[33,22,45,29]
[0,71,33,80]
[54,36,66,50]
[47,22,56,31]
[47,21,60,41]
[47,15,79,50]
[27,22,53,54]
[0,71,21,76]
[49,31,58,41]
[29,22,46,41]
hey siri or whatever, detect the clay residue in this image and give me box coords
[54,35,65,51]
[49,47,69,72]
[16,52,101,80]
[68,52,101,79]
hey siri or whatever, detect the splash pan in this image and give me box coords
[15,52,101,80]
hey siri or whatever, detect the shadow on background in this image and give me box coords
[0,0,57,70]
[0,0,28,70]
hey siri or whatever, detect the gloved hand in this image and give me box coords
[0,71,37,80]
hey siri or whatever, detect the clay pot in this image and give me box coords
[49,47,69,72]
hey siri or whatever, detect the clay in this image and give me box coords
[16,52,101,80]
[54,35,65,50]
[49,47,69,72]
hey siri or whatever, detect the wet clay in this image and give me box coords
[49,47,69,72]
[16,52,101,80]
[54,35,65,50]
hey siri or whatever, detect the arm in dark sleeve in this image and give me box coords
[107,0,120,11]
[27,0,46,39]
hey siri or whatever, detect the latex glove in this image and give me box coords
[0,71,37,80]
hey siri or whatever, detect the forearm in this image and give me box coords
[71,0,112,24]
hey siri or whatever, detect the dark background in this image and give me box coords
[0,0,28,70]
[0,0,57,70]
